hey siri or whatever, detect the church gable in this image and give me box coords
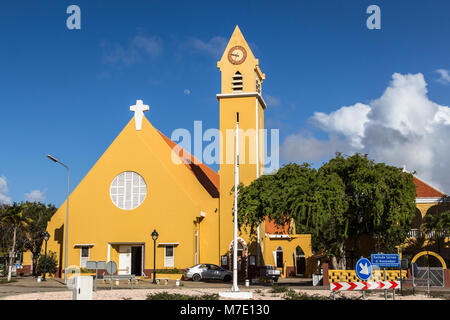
[48,114,219,234]
[413,176,446,198]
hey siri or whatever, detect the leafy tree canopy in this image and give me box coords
[237,153,417,267]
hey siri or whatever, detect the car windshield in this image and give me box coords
[209,265,221,271]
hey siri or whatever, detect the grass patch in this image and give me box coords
[146,292,219,300]
[429,291,449,300]
[284,289,329,300]
[269,285,290,293]
[399,288,414,296]
[0,278,18,284]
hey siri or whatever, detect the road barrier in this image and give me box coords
[330,280,400,291]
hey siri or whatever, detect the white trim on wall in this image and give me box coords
[216,92,267,109]
[416,197,450,204]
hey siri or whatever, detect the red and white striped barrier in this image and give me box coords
[330,281,400,291]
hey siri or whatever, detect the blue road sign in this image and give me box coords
[371,254,400,268]
[356,258,373,281]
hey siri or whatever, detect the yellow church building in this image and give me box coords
[24,26,312,280]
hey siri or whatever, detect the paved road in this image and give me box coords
[0,278,69,298]
[0,276,318,298]
[2,276,448,299]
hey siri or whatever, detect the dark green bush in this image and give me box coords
[146,292,219,300]
[154,268,184,274]
[284,289,328,300]
[269,285,290,293]
[36,250,57,275]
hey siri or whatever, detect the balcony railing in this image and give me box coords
[408,229,421,239]
[407,229,449,239]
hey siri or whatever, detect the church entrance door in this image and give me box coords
[119,245,131,275]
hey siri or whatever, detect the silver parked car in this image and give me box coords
[185,263,232,282]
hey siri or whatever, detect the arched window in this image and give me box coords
[295,246,304,257]
[276,246,283,268]
[295,246,306,275]
[237,241,244,257]
[232,71,243,92]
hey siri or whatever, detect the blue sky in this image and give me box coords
[1,0,450,206]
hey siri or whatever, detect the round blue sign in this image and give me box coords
[355,258,372,281]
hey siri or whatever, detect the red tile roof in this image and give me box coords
[413,176,445,198]
[156,129,219,198]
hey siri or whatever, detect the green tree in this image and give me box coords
[0,203,31,281]
[319,153,416,253]
[421,210,450,254]
[238,163,349,268]
[237,154,417,269]
[21,202,57,276]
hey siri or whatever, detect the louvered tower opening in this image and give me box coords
[232,71,243,92]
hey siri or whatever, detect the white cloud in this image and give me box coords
[132,35,162,58]
[281,72,450,193]
[101,35,162,66]
[24,190,46,203]
[0,176,12,205]
[264,94,281,107]
[185,36,227,59]
[311,103,371,149]
[436,69,450,85]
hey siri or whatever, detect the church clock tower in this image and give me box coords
[217,26,266,266]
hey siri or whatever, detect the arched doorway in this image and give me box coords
[228,238,248,280]
[295,246,306,276]
[411,251,447,287]
[275,246,283,269]
[412,251,447,269]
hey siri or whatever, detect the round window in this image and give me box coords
[110,171,147,210]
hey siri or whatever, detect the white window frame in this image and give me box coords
[80,246,90,268]
[164,245,174,267]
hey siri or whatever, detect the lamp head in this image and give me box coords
[47,154,58,163]
[42,231,50,241]
[151,229,159,241]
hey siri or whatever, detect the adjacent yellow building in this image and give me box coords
[23,26,312,280]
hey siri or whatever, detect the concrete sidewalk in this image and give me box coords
[3,276,448,299]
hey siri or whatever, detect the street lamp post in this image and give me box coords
[151,229,159,284]
[47,154,70,284]
[232,112,240,292]
[41,231,50,281]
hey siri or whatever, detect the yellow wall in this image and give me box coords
[262,234,313,277]
[42,117,219,274]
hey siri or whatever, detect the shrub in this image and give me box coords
[36,250,58,275]
[146,292,219,300]
[270,285,289,293]
[284,290,328,300]
[154,268,184,274]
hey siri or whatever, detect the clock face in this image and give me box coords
[228,46,247,65]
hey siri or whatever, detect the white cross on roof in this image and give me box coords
[130,100,149,130]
